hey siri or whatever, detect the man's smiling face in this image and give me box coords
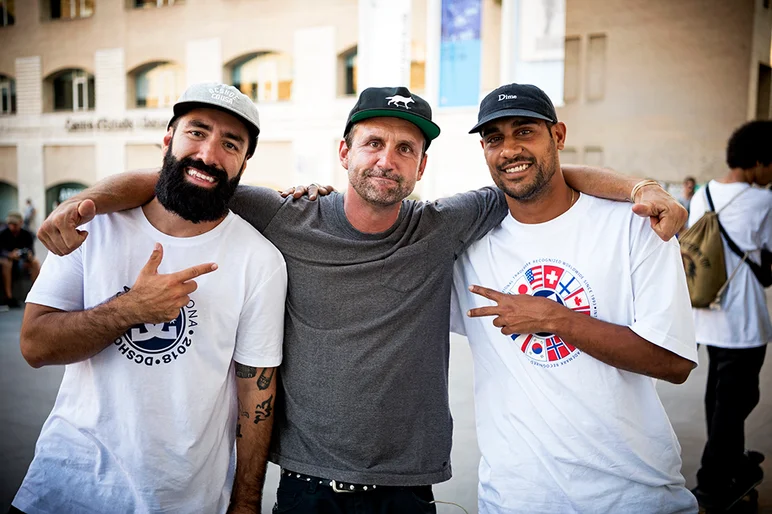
[156,107,250,223]
[480,117,566,202]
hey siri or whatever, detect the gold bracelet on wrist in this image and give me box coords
[629,179,662,203]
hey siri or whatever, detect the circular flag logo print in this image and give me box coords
[502,260,596,366]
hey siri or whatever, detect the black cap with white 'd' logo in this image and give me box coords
[469,83,558,134]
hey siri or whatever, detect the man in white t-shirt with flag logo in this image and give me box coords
[11,83,287,514]
[451,83,699,513]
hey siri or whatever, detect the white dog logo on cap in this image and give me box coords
[386,95,415,109]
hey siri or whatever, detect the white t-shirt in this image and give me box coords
[688,180,772,348]
[13,208,287,514]
[451,194,698,514]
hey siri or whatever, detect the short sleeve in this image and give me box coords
[26,248,85,312]
[228,185,287,232]
[433,186,509,256]
[232,261,288,368]
[628,219,698,365]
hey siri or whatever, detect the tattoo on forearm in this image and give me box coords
[236,363,257,379]
[254,395,274,424]
[236,423,243,438]
[257,368,275,390]
[238,398,250,419]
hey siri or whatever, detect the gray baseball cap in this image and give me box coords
[168,82,260,150]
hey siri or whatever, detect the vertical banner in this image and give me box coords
[439,0,481,107]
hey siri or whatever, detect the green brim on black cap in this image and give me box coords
[348,109,441,141]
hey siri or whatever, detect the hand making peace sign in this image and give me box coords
[467,285,566,337]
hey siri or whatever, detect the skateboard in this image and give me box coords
[696,451,764,514]
[698,487,759,514]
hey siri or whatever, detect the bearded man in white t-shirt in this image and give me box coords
[11,83,287,514]
[688,120,772,511]
[451,83,699,514]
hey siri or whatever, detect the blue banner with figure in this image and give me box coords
[439,0,482,107]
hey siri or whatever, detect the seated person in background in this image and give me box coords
[1,211,40,307]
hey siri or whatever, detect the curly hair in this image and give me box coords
[726,120,772,170]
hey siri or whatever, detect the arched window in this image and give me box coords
[46,182,87,216]
[129,61,183,108]
[48,69,95,111]
[338,46,357,96]
[0,74,15,115]
[0,181,18,221]
[228,52,293,103]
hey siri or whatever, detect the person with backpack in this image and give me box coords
[687,120,772,511]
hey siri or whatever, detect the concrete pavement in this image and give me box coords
[1,307,770,513]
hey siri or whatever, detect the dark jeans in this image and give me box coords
[273,474,436,514]
[697,344,767,488]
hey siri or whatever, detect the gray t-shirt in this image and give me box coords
[229,186,508,486]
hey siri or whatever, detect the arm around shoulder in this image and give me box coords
[433,187,509,251]
[563,165,687,240]
[562,165,637,201]
[38,168,160,256]
[228,185,288,233]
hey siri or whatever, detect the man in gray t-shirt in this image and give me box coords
[229,183,505,490]
[38,85,687,513]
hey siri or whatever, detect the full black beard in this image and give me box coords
[156,145,241,223]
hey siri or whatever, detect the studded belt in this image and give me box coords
[281,468,380,493]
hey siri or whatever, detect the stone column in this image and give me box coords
[499,0,516,84]
[357,0,412,89]
[424,0,442,106]
[16,143,45,226]
[95,48,126,115]
[15,56,42,115]
[291,26,338,185]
